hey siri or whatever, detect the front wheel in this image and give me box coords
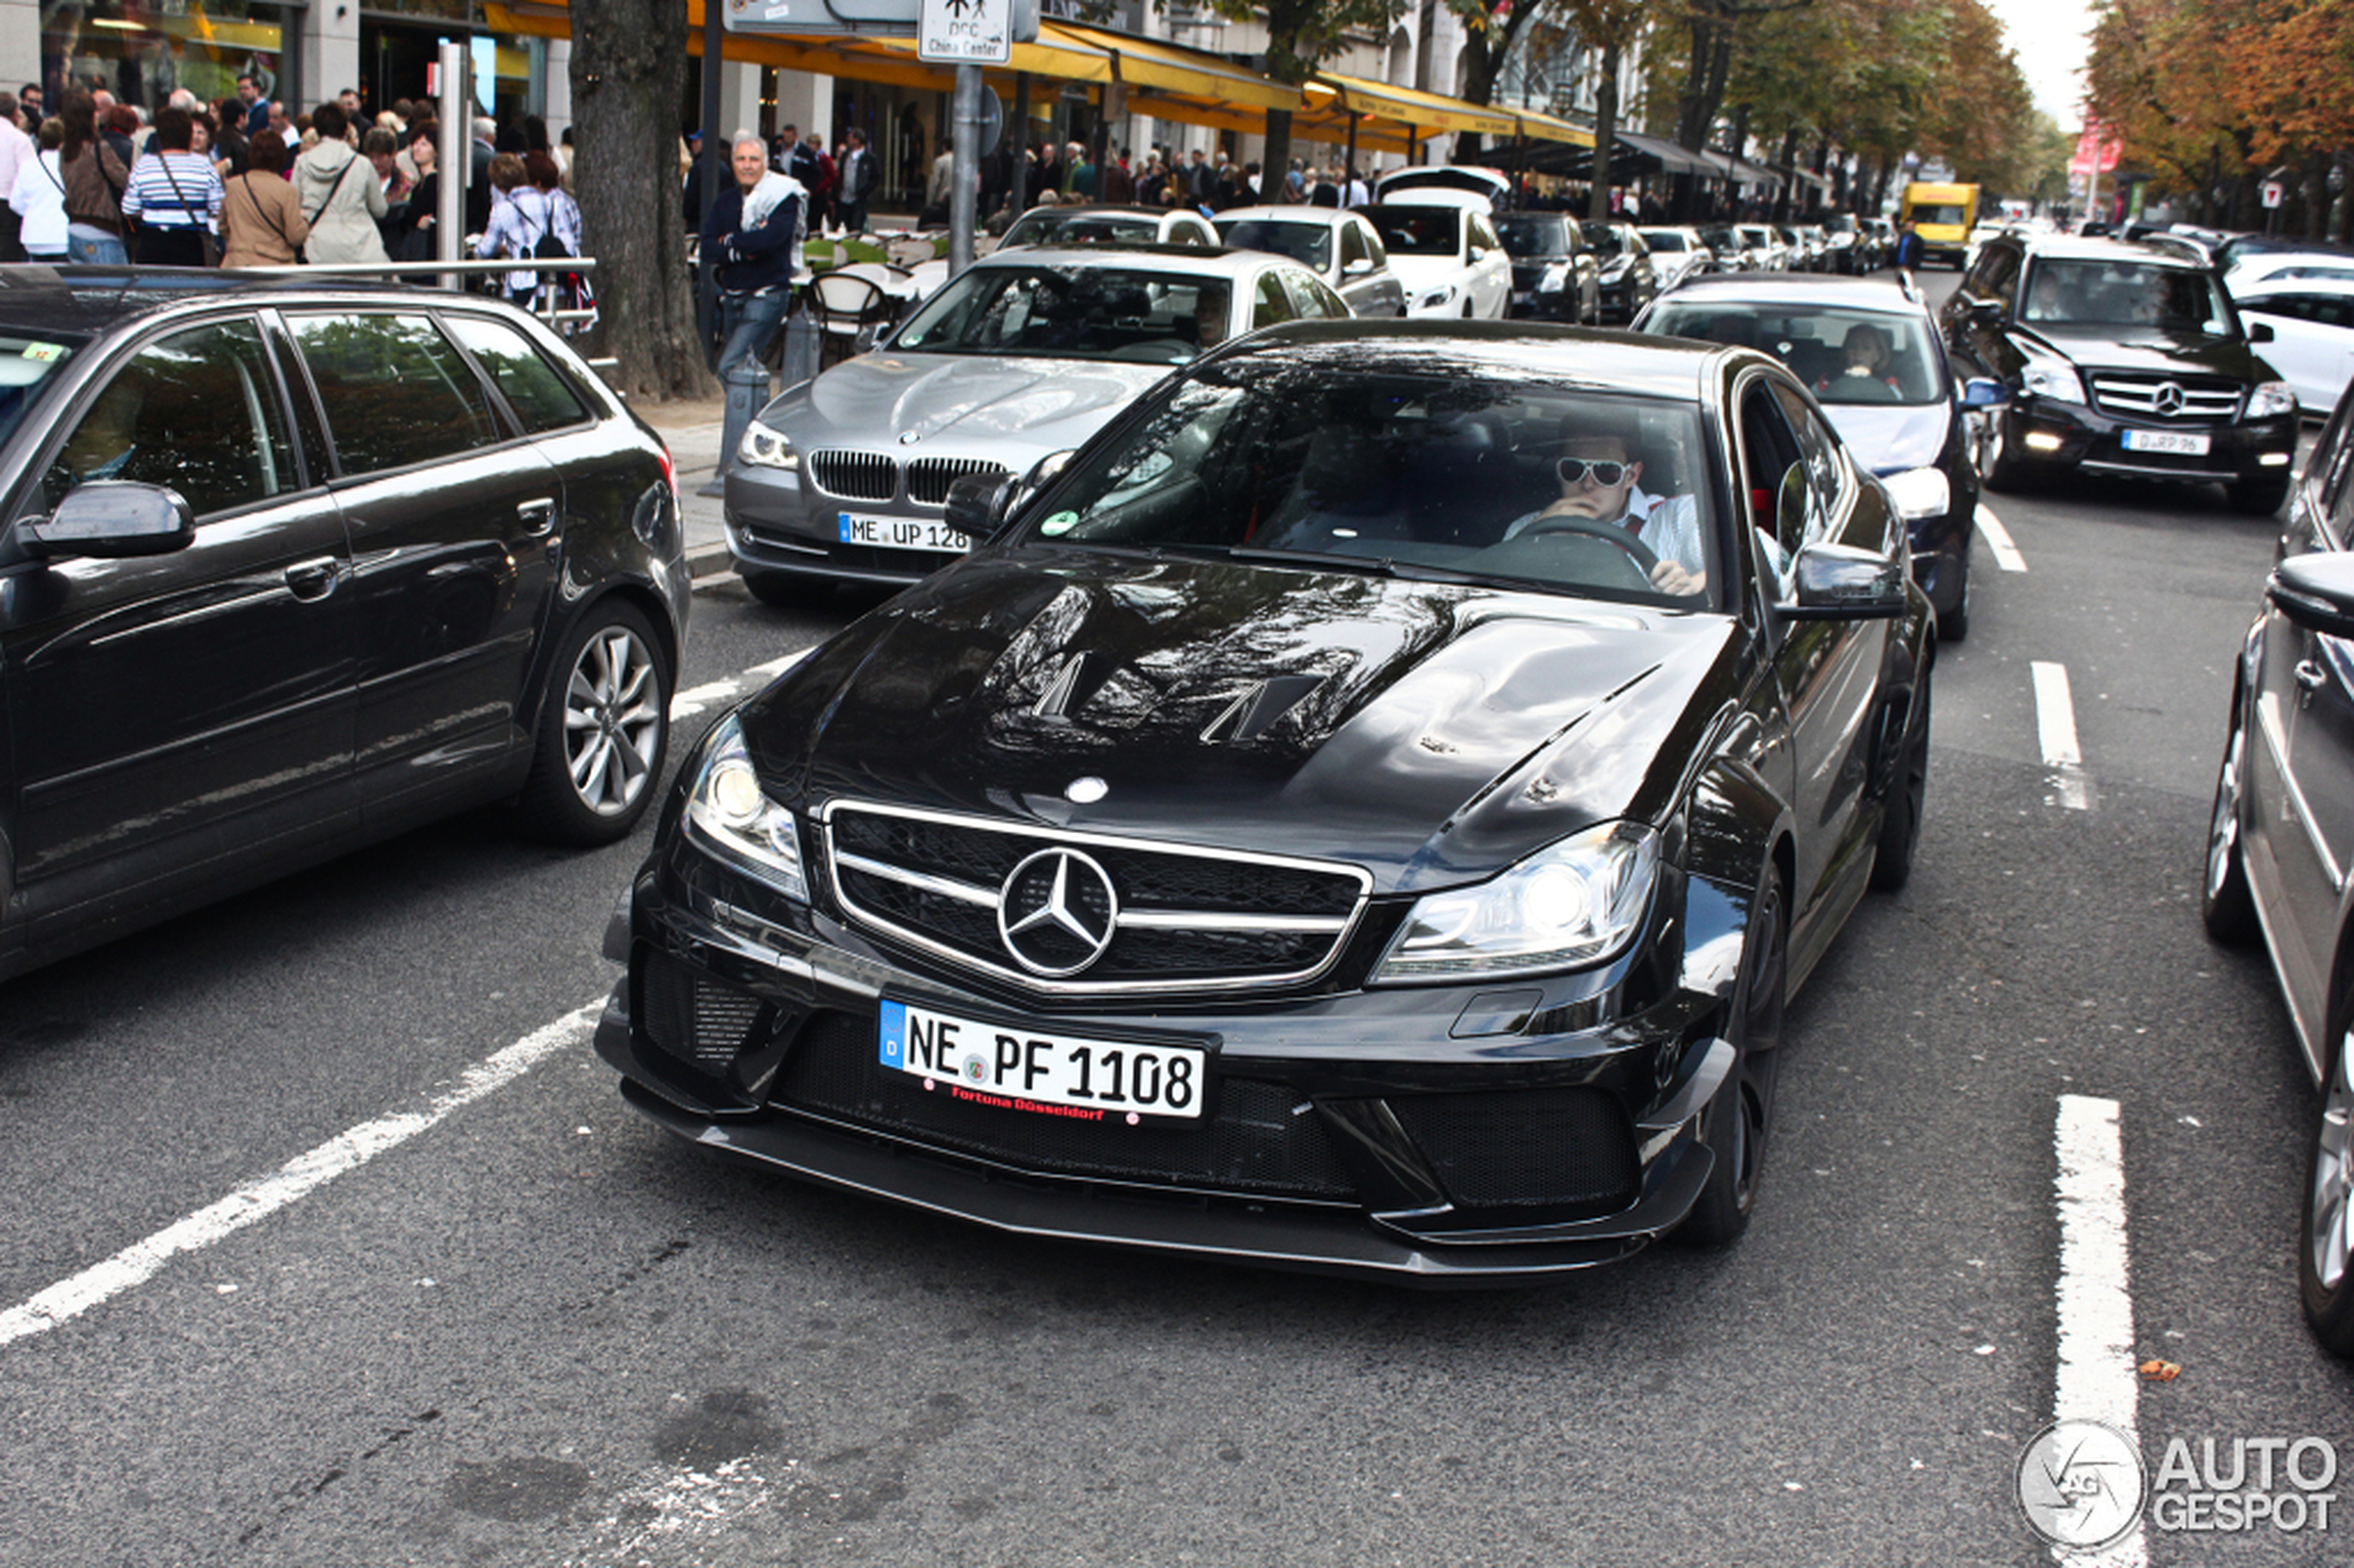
[2303,1021,2354,1357]
[2202,689,2259,943]
[513,600,671,845]
[1936,556,1971,642]
[1676,874,1786,1246]
[1871,660,1931,891]
[1979,410,2038,494]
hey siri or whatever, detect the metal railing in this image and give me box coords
[233,256,601,334]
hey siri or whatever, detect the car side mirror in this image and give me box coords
[942,473,1019,542]
[1343,257,1374,278]
[1784,541,1909,620]
[1961,377,2007,408]
[2270,552,2354,639]
[2250,321,2276,343]
[17,481,196,561]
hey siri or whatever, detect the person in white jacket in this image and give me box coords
[292,101,387,264]
[10,120,67,260]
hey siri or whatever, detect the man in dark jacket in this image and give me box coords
[835,127,874,233]
[700,133,803,375]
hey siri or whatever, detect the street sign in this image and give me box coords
[2262,180,2285,209]
[921,0,1009,62]
[724,0,918,37]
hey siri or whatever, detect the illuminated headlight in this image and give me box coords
[682,713,807,901]
[738,419,800,471]
[2020,364,2087,405]
[1538,262,1569,292]
[1880,466,1951,521]
[1373,822,1659,983]
[1418,285,1456,310]
[2248,381,2298,419]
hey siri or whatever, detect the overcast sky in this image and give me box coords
[1982,0,2094,127]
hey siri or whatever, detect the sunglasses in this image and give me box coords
[1556,458,1631,487]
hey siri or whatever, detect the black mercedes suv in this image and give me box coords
[1939,234,2299,512]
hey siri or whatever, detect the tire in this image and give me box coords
[1871,659,1930,891]
[2303,1018,2354,1358]
[1979,410,2037,494]
[742,570,812,609]
[2202,689,2259,943]
[2230,474,2292,517]
[513,600,671,846]
[1676,873,1786,1246]
[1936,556,1970,642]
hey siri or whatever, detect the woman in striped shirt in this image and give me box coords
[120,107,222,266]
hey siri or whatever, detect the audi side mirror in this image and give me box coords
[17,481,196,562]
[2250,321,2276,343]
[942,473,1019,542]
[2271,552,2354,639]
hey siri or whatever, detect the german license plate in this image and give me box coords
[878,999,1206,1121]
[838,512,968,553]
[2121,428,2211,456]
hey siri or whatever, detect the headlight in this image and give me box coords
[1600,258,1630,281]
[1880,465,1951,521]
[1538,261,1569,292]
[2020,364,2088,405]
[738,419,799,471]
[1373,821,1659,983]
[682,713,807,901]
[1418,285,1455,310]
[2248,380,2298,419]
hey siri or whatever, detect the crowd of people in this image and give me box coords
[0,84,588,309]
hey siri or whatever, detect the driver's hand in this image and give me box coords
[1650,560,1702,594]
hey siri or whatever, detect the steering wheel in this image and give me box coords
[1517,513,1662,575]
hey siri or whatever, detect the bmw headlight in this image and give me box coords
[2020,363,2088,405]
[738,419,800,471]
[682,713,807,901]
[1373,822,1660,983]
[1418,285,1456,310]
[1538,261,1569,292]
[1880,465,1952,521]
[2248,380,2298,419]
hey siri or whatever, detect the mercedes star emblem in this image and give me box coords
[998,847,1119,977]
[2154,381,2184,417]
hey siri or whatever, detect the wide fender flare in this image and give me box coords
[1677,752,1794,1017]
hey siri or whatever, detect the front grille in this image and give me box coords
[823,801,1369,994]
[774,1011,1356,1198]
[2087,373,2243,423]
[1388,1088,1639,1214]
[640,950,767,1079]
[906,458,1008,506]
[808,449,897,501]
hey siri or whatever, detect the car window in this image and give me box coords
[1360,221,1389,269]
[1215,219,1333,273]
[1735,380,1807,582]
[286,312,500,476]
[1020,368,1721,610]
[1174,218,1214,247]
[1338,220,1368,271]
[43,316,295,518]
[1975,247,2020,308]
[1253,272,1293,329]
[1281,270,1347,320]
[439,314,590,435]
[0,330,82,462]
[1646,302,1943,404]
[1362,207,1461,258]
[2019,259,2234,333]
[2329,423,2354,547]
[1769,382,1848,543]
[889,264,1227,365]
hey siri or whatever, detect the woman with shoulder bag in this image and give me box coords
[220,131,308,268]
[120,107,223,266]
[293,101,387,264]
[58,92,130,263]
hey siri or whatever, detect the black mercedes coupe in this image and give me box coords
[599,322,1935,1283]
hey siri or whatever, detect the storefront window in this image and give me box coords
[43,0,297,117]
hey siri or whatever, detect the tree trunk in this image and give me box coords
[1261,107,1292,194]
[1770,125,1799,221]
[1588,40,1621,223]
[571,0,714,402]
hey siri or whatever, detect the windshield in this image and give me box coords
[1018,361,1722,610]
[1362,207,1462,258]
[1000,210,1158,248]
[0,332,80,452]
[1700,225,1740,251]
[1647,302,1944,405]
[1581,222,1628,258]
[1641,231,1689,253]
[1494,215,1571,259]
[1215,219,1332,272]
[2021,259,2236,333]
[1379,170,1503,201]
[1912,204,1968,228]
[1738,226,1773,248]
[892,265,1232,363]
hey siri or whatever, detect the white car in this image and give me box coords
[2233,277,2354,413]
[1640,225,1714,289]
[1358,201,1512,319]
[2227,250,2354,296]
[1372,164,1510,209]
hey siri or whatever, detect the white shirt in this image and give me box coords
[1505,485,1706,579]
[9,148,66,253]
[0,118,33,211]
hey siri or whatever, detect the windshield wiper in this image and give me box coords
[1223,547,1476,583]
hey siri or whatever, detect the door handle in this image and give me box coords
[516,498,557,536]
[2297,660,2328,693]
[283,557,338,601]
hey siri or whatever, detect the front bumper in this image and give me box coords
[1507,285,1579,322]
[1997,398,2297,487]
[599,831,1741,1285]
[724,462,975,588]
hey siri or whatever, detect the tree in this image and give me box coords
[1195,0,1411,179]
[570,0,713,401]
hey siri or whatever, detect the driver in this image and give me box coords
[1819,322,1899,395]
[1502,422,1707,595]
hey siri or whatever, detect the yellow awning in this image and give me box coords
[1306,72,1519,141]
[1511,107,1596,148]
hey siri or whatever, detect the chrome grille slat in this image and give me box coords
[906,458,1010,506]
[2086,373,2243,423]
[808,449,898,501]
[822,800,1372,995]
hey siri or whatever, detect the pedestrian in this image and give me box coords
[218,128,307,267]
[1894,220,1921,270]
[1099,149,1133,204]
[120,106,221,265]
[58,92,129,263]
[234,73,268,139]
[293,100,387,264]
[388,120,440,260]
[699,132,802,375]
[475,152,551,304]
[10,118,68,262]
[926,133,953,216]
[0,91,33,261]
[804,131,835,230]
[835,126,874,233]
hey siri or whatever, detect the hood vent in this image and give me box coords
[1199,675,1324,743]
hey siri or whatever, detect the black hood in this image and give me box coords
[738,548,1743,893]
[2023,324,2273,382]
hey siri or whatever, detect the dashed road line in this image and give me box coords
[2052,1094,2145,1566]
[2031,660,2096,811]
[1977,504,2027,572]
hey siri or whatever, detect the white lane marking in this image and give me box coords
[0,1003,601,1349]
[2031,661,2096,810]
[2053,1094,2145,1567]
[1977,504,2027,572]
[668,650,812,722]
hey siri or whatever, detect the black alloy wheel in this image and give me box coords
[1871,659,1931,892]
[1979,409,2038,494]
[2202,687,2260,943]
[2303,1005,2354,1358]
[515,599,671,845]
[1676,871,1787,1246]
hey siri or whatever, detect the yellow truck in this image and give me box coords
[1900,181,1981,269]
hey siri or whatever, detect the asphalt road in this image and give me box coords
[4,279,2351,1568]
